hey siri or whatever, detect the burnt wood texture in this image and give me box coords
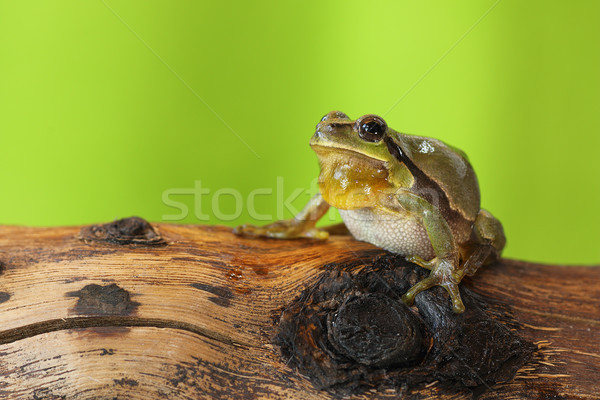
[0,217,597,399]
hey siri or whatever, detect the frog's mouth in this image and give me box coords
[310,144,390,172]
[311,143,389,164]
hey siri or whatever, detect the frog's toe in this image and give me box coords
[440,281,465,313]
[406,255,436,270]
[233,223,258,236]
[303,228,329,240]
[233,221,328,240]
[402,275,438,306]
[402,268,465,314]
[234,223,285,238]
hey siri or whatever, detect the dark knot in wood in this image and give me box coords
[67,283,140,316]
[79,216,166,246]
[274,253,535,395]
[327,293,424,368]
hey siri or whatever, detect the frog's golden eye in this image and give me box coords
[356,114,387,143]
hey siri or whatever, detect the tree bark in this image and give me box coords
[0,218,597,399]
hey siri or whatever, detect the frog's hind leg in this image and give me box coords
[463,209,506,275]
[404,215,505,313]
[395,195,507,313]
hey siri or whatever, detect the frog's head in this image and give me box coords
[310,111,397,164]
[310,111,415,208]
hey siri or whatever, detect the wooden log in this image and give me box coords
[0,217,597,399]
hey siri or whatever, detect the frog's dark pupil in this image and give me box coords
[363,121,382,135]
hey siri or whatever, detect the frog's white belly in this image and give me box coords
[338,208,435,260]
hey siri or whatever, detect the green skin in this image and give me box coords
[235,111,505,313]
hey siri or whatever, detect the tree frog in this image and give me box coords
[235,111,505,313]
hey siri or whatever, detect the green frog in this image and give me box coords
[235,111,505,313]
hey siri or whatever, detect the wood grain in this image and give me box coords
[0,222,598,399]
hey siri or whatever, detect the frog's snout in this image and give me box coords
[315,111,351,135]
[320,110,349,122]
[312,110,353,146]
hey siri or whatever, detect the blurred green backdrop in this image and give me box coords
[0,1,599,265]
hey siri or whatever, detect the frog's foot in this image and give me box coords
[402,256,465,313]
[233,219,329,240]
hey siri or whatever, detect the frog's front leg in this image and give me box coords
[234,193,330,240]
[394,190,468,313]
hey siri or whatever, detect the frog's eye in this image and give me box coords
[356,115,387,142]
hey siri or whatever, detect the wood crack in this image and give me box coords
[0,316,256,348]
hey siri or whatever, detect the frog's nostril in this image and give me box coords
[321,111,349,122]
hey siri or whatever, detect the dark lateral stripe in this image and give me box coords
[384,136,406,164]
[384,136,438,193]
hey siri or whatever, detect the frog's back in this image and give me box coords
[390,131,481,222]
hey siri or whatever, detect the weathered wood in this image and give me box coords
[0,220,598,399]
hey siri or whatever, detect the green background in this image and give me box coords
[1,1,599,265]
